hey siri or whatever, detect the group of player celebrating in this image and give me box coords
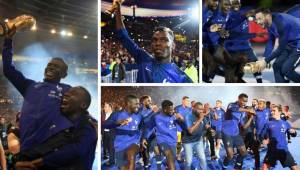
[102,93,298,170]
[203,0,300,83]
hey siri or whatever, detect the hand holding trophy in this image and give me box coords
[105,0,125,15]
[243,62,261,74]
[0,15,36,37]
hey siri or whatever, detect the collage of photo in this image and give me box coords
[0,0,299,170]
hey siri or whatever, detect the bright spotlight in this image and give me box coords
[83,35,88,39]
[67,31,73,37]
[60,30,66,36]
[191,6,199,21]
[50,29,56,34]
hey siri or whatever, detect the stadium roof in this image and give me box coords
[0,0,97,39]
[101,0,199,17]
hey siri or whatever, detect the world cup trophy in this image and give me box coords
[0,15,36,37]
[105,0,125,15]
[243,62,260,74]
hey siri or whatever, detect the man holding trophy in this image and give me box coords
[0,15,35,37]
[1,15,97,170]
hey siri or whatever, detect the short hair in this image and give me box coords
[51,57,68,76]
[104,102,113,108]
[154,26,174,41]
[230,0,240,3]
[125,95,138,103]
[182,96,189,100]
[238,93,248,99]
[284,105,289,110]
[256,8,271,14]
[77,86,91,110]
[140,95,151,103]
[273,105,280,111]
[258,99,266,103]
[216,100,222,103]
[161,100,173,109]
[194,102,203,107]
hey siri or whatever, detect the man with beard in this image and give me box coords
[264,4,300,61]
[142,100,184,170]
[2,28,73,160]
[255,8,300,82]
[138,95,160,170]
[114,1,192,83]
[182,102,210,170]
[222,93,256,170]
[252,99,258,109]
[15,86,97,170]
[102,95,142,170]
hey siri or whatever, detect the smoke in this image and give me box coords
[13,41,98,120]
[166,86,299,113]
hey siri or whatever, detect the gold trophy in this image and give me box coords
[0,15,36,37]
[243,62,260,74]
[105,0,125,14]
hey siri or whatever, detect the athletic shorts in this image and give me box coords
[211,126,222,139]
[158,143,176,157]
[264,149,297,168]
[222,133,245,149]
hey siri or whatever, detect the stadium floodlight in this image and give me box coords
[191,6,199,21]
[67,31,73,37]
[50,29,56,34]
[60,30,66,36]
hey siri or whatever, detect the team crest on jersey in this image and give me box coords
[162,78,171,83]
[56,85,63,97]
[168,120,176,129]
[281,124,286,133]
[242,22,248,29]
[48,88,63,100]
[145,66,152,72]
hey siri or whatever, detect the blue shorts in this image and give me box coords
[222,133,245,149]
[158,143,176,157]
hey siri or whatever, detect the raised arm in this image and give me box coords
[2,38,35,96]
[114,3,153,63]
[0,140,7,170]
